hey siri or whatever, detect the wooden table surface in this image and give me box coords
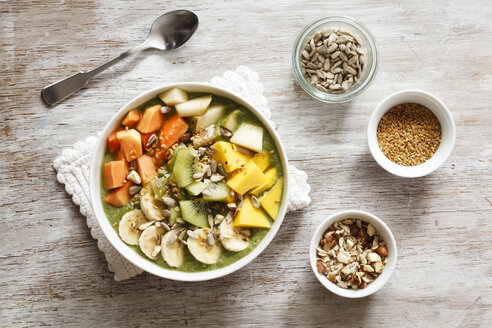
[1,1,491,327]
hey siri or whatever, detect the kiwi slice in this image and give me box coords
[202,181,230,202]
[185,181,206,196]
[168,143,187,171]
[179,200,209,228]
[173,148,197,187]
[168,206,181,226]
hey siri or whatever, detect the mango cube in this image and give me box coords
[213,141,251,173]
[233,196,271,229]
[250,167,277,196]
[259,177,283,220]
[252,151,270,171]
[226,160,266,195]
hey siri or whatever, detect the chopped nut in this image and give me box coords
[376,245,389,257]
[367,252,382,263]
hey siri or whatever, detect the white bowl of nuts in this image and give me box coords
[292,16,379,103]
[310,210,397,298]
[367,89,456,178]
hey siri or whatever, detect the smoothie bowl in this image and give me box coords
[89,83,289,281]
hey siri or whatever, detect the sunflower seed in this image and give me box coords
[210,174,224,182]
[302,50,310,60]
[129,185,142,196]
[176,217,184,224]
[162,197,176,207]
[220,127,232,137]
[166,233,178,246]
[151,246,161,258]
[236,198,244,211]
[208,214,214,228]
[161,222,171,231]
[316,84,328,92]
[327,43,338,53]
[146,134,158,148]
[318,45,328,54]
[333,60,342,68]
[178,229,187,240]
[210,160,218,173]
[225,211,234,223]
[251,195,261,208]
[240,229,251,237]
[161,209,171,218]
[307,62,317,69]
[238,148,252,155]
[187,230,198,239]
[214,214,225,225]
[227,203,237,211]
[193,172,204,181]
[160,106,172,114]
[154,176,161,188]
[207,233,215,246]
[311,52,319,63]
[345,65,357,75]
[139,221,154,231]
[127,170,141,184]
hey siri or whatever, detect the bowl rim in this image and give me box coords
[89,82,290,281]
[292,15,379,103]
[367,89,456,178]
[310,210,397,298]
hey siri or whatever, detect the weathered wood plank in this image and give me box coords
[0,0,491,327]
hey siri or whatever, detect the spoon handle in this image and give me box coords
[41,43,147,106]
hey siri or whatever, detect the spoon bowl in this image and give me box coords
[146,10,199,50]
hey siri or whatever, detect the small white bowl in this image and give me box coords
[89,83,290,281]
[310,210,397,298]
[367,89,456,178]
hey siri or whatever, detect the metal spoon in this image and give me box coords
[41,10,199,106]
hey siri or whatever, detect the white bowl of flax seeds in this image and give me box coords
[367,89,456,178]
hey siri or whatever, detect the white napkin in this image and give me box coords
[53,66,311,281]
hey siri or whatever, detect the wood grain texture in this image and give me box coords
[1,0,491,327]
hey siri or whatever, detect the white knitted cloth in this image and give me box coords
[53,66,311,280]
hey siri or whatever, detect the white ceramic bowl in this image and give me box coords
[368,89,456,178]
[89,83,289,281]
[310,210,397,298]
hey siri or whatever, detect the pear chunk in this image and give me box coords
[175,95,212,117]
[230,123,263,153]
[158,87,188,106]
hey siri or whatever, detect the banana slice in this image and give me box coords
[219,219,250,252]
[139,225,165,260]
[119,209,148,245]
[161,230,185,268]
[187,228,222,264]
[139,185,165,221]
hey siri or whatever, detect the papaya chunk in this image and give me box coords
[159,113,188,149]
[116,129,142,162]
[122,110,142,128]
[136,104,164,133]
[105,181,132,207]
[115,149,126,161]
[107,128,123,153]
[137,154,157,185]
[104,160,129,189]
